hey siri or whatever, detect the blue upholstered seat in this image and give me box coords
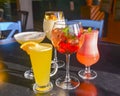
[0,21,22,44]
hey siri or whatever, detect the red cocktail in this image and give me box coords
[51,21,83,89]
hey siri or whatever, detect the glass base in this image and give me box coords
[78,69,97,80]
[52,60,65,68]
[33,82,53,93]
[55,76,80,90]
[24,69,34,80]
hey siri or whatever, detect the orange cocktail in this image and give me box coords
[76,30,100,79]
[76,30,99,66]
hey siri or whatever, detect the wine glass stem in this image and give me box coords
[64,54,71,82]
[53,48,58,62]
[85,66,91,74]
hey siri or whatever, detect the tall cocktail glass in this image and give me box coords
[76,30,100,80]
[43,11,65,68]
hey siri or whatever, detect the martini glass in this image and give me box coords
[14,31,46,79]
[43,11,65,68]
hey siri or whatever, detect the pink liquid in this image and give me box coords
[77,53,99,66]
[76,30,100,66]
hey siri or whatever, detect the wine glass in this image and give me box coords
[43,11,65,68]
[14,31,46,79]
[76,29,100,80]
[51,21,82,90]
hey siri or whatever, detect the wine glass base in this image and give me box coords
[52,60,65,68]
[33,82,53,93]
[78,69,97,80]
[55,76,80,90]
[24,69,34,80]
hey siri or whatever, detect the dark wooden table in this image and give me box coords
[0,38,120,96]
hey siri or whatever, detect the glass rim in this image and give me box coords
[67,21,81,25]
[45,11,63,13]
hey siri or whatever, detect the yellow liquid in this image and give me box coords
[29,43,52,86]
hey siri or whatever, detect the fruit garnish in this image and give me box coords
[62,27,69,36]
[50,15,57,20]
[45,15,49,20]
[87,27,92,32]
[45,14,57,20]
[58,41,79,54]
[21,42,52,54]
[20,41,39,54]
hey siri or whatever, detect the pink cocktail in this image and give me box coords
[76,30,100,80]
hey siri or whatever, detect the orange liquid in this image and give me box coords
[75,81,97,96]
[76,30,100,67]
[76,53,99,66]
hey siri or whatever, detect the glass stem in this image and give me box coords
[53,48,57,62]
[64,54,71,82]
[85,66,91,74]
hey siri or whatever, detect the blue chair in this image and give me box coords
[67,19,104,38]
[0,21,22,44]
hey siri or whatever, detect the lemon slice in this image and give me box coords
[20,41,39,53]
[20,41,52,54]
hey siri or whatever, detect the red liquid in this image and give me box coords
[75,81,97,96]
[51,28,81,54]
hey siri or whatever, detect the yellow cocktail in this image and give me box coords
[21,42,56,93]
[30,43,52,86]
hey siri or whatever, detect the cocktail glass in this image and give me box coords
[51,21,83,90]
[43,11,65,68]
[14,31,46,79]
[76,30,100,80]
[20,42,58,93]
